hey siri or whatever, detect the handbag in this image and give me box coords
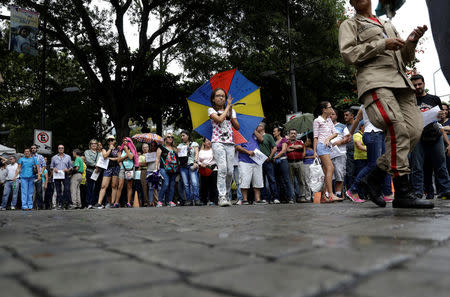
[308,158,325,193]
[123,162,134,180]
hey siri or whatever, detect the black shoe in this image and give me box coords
[392,175,434,209]
[184,201,193,206]
[357,166,386,207]
[425,193,434,200]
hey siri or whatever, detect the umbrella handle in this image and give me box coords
[233,102,246,106]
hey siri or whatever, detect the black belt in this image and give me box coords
[288,159,303,163]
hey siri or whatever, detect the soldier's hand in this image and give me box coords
[408,25,428,42]
[385,38,405,51]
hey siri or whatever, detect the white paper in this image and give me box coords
[329,145,343,159]
[249,149,268,165]
[90,171,100,181]
[145,152,156,163]
[178,146,188,157]
[422,106,440,128]
[96,156,109,169]
[53,170,65,179]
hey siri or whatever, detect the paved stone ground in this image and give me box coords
[2,199,450,297]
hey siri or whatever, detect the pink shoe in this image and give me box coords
[168,201,176,207]
[345,190,365,203]
[383,196,394,203]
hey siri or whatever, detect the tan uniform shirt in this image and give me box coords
[338,14,417,100]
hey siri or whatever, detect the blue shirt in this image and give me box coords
[120,151,134,170]
[238,134,259,164]
[50,154,73,171]
[33,153,46,169]
[303,149,314,165]
[18,157,38,178]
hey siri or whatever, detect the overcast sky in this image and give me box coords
[2,1,448,101]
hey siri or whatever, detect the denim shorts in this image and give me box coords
[317,142,331,156]
[103,166,120,177]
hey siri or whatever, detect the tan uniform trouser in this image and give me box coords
[362,88,423,177]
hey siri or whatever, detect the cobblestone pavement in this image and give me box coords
[2,200,450,297]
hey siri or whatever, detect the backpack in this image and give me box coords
[161,146,179,173]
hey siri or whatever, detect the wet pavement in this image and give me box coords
[1,199,450,297]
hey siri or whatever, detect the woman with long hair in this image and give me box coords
[272,127,294,203]
[117,137,139,207]
[95,136,120,209]
[177,130,200,206]
[198,138,218,205]
[313,101,341,202]
[155,133,178,207]
[208,88,240,207]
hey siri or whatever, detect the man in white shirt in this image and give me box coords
[1,156,20,210]
[330,109,350,199]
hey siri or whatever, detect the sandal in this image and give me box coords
[320,194,333,203]
[331,195,344,202]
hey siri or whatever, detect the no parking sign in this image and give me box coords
[34,129,52,154]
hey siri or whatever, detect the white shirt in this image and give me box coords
[208,108,237,144]
[361,105,383,133]
[198,149,216,167]
[5,163,18,181]
[330,123,350,159]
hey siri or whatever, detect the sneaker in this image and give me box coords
[87,205,94,209]
[383,196,394,203]
[156,201,163,207]
[235,200,242,205]
[345,190,365,203]
[255,200,268,205]
[273,199,281,204]
[288,199,295,204]
[10,206,16,210]
[94,203,105,209]
[105,203,112,208]
[168,201,176,207]
[208,201,215,206]
[112,203,120,208]
[125,203,132,208]
[218,196,231,207]
[0,208,6,211]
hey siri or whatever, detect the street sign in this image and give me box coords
[34,129,52,154]
[286,112,303,123]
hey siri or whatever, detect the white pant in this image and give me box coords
[212,142,235,197]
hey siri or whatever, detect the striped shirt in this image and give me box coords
[313,116,337,144]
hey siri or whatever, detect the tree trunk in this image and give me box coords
[111,114,130,140]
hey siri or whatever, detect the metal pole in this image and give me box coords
[40,9,47,129]
[433,68,441,96]
[287,0,298,113]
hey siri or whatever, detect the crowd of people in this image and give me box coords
[1,74,449,211]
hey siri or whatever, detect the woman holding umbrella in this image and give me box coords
[208,88,240,207]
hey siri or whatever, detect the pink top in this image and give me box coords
[313,116,337,144]
[208,108,237,144]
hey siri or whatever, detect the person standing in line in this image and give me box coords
[1,156,19,210]
[198,138,218,205]
[343,109,356,192]
[139,143,150,206]
[329,109,350,200]
[272,127,295,203]
[440,103,450,178]
[286,128,308,203]
[50,145,72,209]
[208,88,240,207]
[14,148,40,211]
[313,101,340,202]
[84,139,100,209]
[31,144,46,209]
[117,137,139,208]
[95,136,120,209]
[155,133,178,207]
[146,141,159,206]
[255,122,280,204]
[70,149,84,209]
[177,131,201,206]
[339,0,433,208]
[301,136,314,201]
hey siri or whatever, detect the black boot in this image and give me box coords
[392,175,434,209]
[357,166,387,207]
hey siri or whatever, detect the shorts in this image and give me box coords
[317,142,331,156]
[119,168,135,179]
[238,161,264,189]
[331,155,346,182]
[103,166,120,177]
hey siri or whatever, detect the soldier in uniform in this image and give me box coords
[338,0,433,208]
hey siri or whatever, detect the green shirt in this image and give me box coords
[259,133,276,157]
[73,157,84,173]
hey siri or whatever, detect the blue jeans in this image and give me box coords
[262,161,279,201]
[350,132,392,195]
[55,176,71,206]
[180,166,200,201]
[274,158,294,200]
[1,180,20,208]
[85,170,97,206]
[159,168,176,203]
[410,136,450,194]
[229,165,243,201]
[21,178,34,209]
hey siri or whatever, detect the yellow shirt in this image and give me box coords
[353,132,367,160]
[81,162,87,185]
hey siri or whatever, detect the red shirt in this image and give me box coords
[368,17,381,25]
[286,140,304,161]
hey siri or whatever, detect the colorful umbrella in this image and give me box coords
[284,113,314,136]
[375,0,406,19]
[187,69,264,144]
[132,133,164,144]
